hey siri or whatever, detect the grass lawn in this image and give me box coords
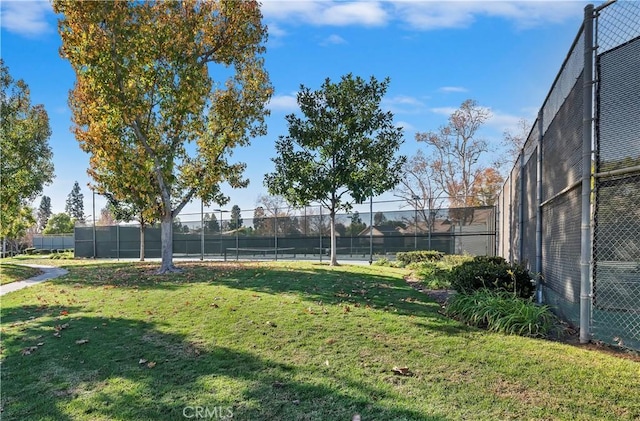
[0,263,42,285]
[1,261,639,420]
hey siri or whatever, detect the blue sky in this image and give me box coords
[1,0,601,220]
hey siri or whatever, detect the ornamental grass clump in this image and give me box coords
[446,289,556,338]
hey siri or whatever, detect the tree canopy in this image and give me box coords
[53,0,272,272]
[0,60,54,239]
[43,213,75,235]
[65,181,85,222]
[265,74,405,265]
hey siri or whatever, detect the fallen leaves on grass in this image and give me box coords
[21,346,39,356]
[392,366,414,376]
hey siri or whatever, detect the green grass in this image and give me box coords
[0,263,42,285]
[2,261,639,420]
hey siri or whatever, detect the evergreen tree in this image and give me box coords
[229,205,243,230]
[37,196,52,232]
[65,181,85,222]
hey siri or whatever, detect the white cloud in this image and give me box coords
[261,1,388,27]
[392,1,580,31]
[262,1,581,30]
[320,34,347,46]
[486,109,534,134]
[382,95,426,114]
[267,22,287,38]
[439,86,468,93]
[429,106,458,116]
[395,120,415,132]
[268,93,299,112]
[0,0,52,37]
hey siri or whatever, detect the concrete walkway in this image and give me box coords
[0,264,69,296]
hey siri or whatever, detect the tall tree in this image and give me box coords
[43,213,75,234]
[374,211,387,226]
[471,167,504,206]
[54,0,272,273]
[265,74,405,265]
[37,196,52,232]
[252,207,267,235]
[502,118,531,170]
[228,205,243,230]
[65,181,85,222]
[204,213,219,233]
[0,60,54,239]
[347,211,366,236]
[415,99,491,209]
[394,150,445,232]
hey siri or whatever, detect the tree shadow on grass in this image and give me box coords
[50,262,443,320]
[2,310,449,421]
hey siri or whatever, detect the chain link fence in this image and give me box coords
[592,0,640,350]
[497,0,640,350]
[75,200,496,262]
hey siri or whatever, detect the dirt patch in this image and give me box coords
[404,277,455,306]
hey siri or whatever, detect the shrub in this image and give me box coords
[372,257,390,267]
[446,289,556,337]
[24,248,36,255]
[50,251,74,260]
[413,262,451,289]
[449,256,535,299]
[397,250,445,265]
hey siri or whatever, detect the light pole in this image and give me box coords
[92,189,96,258]
[213,209,229,257]
[200,199,204,261]
[412,195,419,250]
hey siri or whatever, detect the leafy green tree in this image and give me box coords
[374,211,387,226]
[54,0,272,273]
[204,213,219,233]
[65,181,85,222]
[0,60,54,239]
[265,74,405,265]
[252,207,267,235]
[43,213,75,234]
[347,211,366,236]
[228,205,243,230]
[37,196,52,232]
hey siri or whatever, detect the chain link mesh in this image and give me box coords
[592,0,640,350]
[497,1,640,350]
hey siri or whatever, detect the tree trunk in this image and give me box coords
[139,223,145,262]
[329,209,338,266]
[158,212,179,273]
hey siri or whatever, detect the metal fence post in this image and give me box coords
[319,206,323,263]
[369,196,373,264]
[536,110,544,304]
[580,3,595,344]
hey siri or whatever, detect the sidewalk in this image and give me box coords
[0,264,69,296]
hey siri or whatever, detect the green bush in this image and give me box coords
[397,250,445,265]
[413,262,451,289]
[445,289,556,337]
[372,257,391,267]
[50,251,74,260]
[449,256,535,299]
